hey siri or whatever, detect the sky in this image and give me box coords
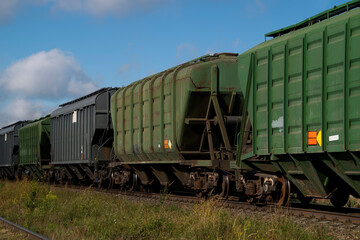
[0,0,350,126]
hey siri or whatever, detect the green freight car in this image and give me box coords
[236,0,360,206]
[111,53,242,194]
[19,116,51,180]
[110,1,360,206]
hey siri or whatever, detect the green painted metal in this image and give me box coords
[111,53,241,165]
[19,117,50,167]
[265,0,360,38]
[238,4,360,198]
[236,53,253,168]
[240,6,360,156]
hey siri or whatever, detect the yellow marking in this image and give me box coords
[317,130,322,146]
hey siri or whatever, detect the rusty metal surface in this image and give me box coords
[111,53,241,167]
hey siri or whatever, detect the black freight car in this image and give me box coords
[50,88,117,184]
[0,121,28,179]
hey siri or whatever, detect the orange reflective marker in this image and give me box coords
[164,140,169,149]
[308,131,317,145]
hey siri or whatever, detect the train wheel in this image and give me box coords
[108,170,114,189]
[274,177,290,206]
[129,173,138,191]
[219,175,230,199]
[330,189,349,207]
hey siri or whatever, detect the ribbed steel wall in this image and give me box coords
[19,118,50,165]
[0,122,28,167]
[0,132,14,166]
[51,105,95,164]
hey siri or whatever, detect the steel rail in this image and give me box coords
[0,217,49,240]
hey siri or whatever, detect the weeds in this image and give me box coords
[346,196,360,208]
[0,180,335,240]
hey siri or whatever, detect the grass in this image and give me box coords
[0,180,335,240]
[310,195,360,208]
[346,196,360,208]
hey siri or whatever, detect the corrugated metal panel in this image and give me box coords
[51,104,94,164]
[245,6,360,155]
[237,4,360,200]
[111,54,241,164]
[51,88,116,165]
[0,121,28,167]
[19,117,50,166]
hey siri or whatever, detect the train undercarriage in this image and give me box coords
[15,157,352,209]
[44,162,292,206]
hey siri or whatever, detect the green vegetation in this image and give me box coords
[345,196,360,208]
[0,222,27,240]
[0,180,334,240]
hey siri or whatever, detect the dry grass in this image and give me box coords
[346,196,360,208]
[0,180,335,240]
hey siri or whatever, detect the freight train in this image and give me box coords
[1,1,360,207]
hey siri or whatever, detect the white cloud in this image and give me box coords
[176,43,198,62]
[205,49,215,55]
[50,0,169,17]
[67,78,98,96]
[255,0,267,13]
[3,98,44,122]
[0,49,97,100]
[232,38,241,48]
[0,0,171,23]
[0,97,57,126]
[245,0,267,17]
[0,0,19,23]
[118,61,138,75]
[0,0,51,23]
[0,49,98,125]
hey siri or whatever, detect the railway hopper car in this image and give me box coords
[109,1,360,206]
[0,121,28,179]
[50,87,117,184]
[235,1,360,206]
[18,116,51,180]
[110,53,244,196]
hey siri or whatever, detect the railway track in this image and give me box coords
[54,184,360,226]
[0,217,49,240]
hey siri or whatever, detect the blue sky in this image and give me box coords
[0,0,349,125]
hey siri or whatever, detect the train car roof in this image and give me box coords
[242,5,360,55]
[0,121,28,135]
[265,0,360,38]
[51,87,117,117]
